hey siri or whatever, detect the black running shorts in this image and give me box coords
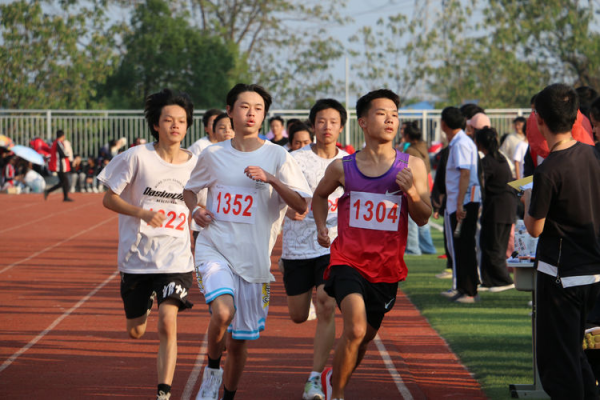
[282,254,330,296]
[324,264,398,330]
[120,271,194,319]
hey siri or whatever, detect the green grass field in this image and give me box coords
[399,220,535,399]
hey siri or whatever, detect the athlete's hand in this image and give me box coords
[142,209,166,228]
[396,167,414,193]
[433,211,440,219]
[286,206,308,221]
[245,166,272,183]
[193,207,215,228]
[317,226,330,248]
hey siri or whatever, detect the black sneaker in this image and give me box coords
[63,198,74,202]
[43,191,49,200]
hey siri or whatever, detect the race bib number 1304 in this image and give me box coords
[349,191,401,231]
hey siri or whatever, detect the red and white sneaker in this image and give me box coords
[320,367,333,400]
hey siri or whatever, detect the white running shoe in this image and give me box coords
[302,374,324,400]
[195,366,223,400]
[307,300,317,321]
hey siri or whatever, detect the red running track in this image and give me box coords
[0,193,486,399]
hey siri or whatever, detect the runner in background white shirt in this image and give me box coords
[188,113,236,244]
[98,89,196,400]
[189,109,222,157]
[280,98,348,400]
[183,84,311,400]
[513,140,529,180]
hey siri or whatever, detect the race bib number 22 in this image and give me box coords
[349,191,401,231]
[139,201,187,238]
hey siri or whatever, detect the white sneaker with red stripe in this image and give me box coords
[320,367,333,400]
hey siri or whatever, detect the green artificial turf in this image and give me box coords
[398,219,536,399]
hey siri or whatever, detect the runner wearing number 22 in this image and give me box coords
[183,83,312,400]
[98,89,197,400]
[313,89,432,400]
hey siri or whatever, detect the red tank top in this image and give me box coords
[326,150,409,283]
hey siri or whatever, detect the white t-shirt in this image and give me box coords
[513,141,529,178]
[98,143,196,274]
[188,136,213,157]
[185,140,312,283]
[188,137,212,230]
[281,145,347,259]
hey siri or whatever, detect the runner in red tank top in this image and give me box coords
[313,89,432,400]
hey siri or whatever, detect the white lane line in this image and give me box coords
[181,330,209,400]
[0,201,97,234]
[1,203,37,214]
[0,270,119,374]
[374,334,413,400]
[0,216,117,275]
[429,220,443,232]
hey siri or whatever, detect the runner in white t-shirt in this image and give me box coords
[183,84,312,400]
[188,109,222,157]
[98,89,196,400]
[280,99,348,400]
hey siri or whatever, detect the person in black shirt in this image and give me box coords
[522,83,600,399]
[475,127,516,291]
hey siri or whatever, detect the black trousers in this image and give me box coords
[46,171,69,200]
[479,221,513,287]
[537,272,600,400]
[447,202,480,296]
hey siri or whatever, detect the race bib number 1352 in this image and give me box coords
[349,191,401,231]
[212,185,257,224]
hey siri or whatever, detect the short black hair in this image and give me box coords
[269,116,284,125]
[288,122,314,144]
[404,121,422,141]
[309,98,348,127]
[356,89,400,118]
[226,83,272,114]
[212,112,233,133]
[530,93,538,106]
[513,116,527,124]
[459,104,485,120]
[535,83,579,135]
[56,130,65,139]
[144,89,194,142]
[576,86,598,119]
[203,109,222,131]
[286,118,301,128]
[441,107,465,130]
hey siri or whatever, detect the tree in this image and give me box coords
[0,0,121,109]
[185,0,351,107]
[99,0,241,109]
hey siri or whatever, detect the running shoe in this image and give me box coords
[453,294,481,304]
[157,390,171,400]
[307,300,317,321]
[320,367,333,400]
[196,366,223,400]
[302,374,324,400]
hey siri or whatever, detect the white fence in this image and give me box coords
[0,108,531,157]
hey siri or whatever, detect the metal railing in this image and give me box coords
[0,108,531,157]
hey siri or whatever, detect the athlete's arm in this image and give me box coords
[102,188,165,227]
[313,159,344,248]
[183,189,214,228]
[522,189,545,237]
[244,165,307,214]
[397,156,432,226]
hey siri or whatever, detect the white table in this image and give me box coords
[509,261,549,398]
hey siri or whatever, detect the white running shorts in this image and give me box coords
[195,259,270,340]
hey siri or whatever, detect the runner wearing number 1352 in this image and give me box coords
[312,89,432,400]
[183,84,312,400]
